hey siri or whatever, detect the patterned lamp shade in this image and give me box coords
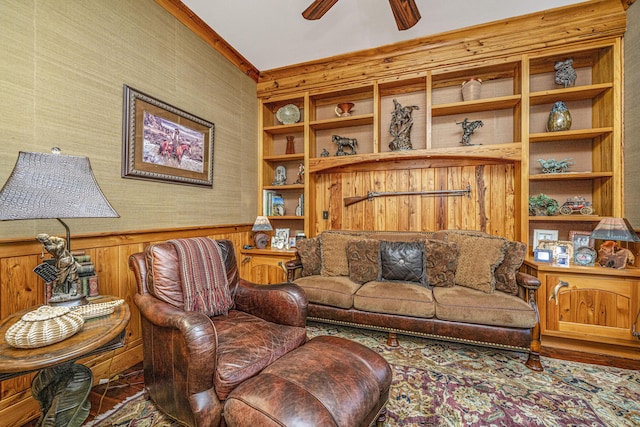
[589,217,640,242]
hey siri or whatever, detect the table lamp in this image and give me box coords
[589,217,640,268]
[0,149,119,305]
[252,216,273,249]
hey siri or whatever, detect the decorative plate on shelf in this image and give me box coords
[574,246,597,266]
[276,104,301,125]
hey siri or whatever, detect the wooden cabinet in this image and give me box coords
[240,248,297,284]
[524,260,640,364]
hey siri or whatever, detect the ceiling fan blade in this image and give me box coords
[389,0,421,30]
[302,0,339,20]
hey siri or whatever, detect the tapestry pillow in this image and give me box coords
[296,236,321,277]
[494,240,527,295]
[423,239,459,288]
[378,240,425,285]
[321,233,356,276]
[442,232,507,293]
[346,239,380,284]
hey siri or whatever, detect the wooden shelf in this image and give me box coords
[431,95,521,117]
[528,215,602,222]
[263,184,304,190]
[263,153,305,162]
[263,123,304,135]
[309,114,374,130]
[529,127,613,143]
[529,171,613,180]
[529,83,612,106]
[267,215,303,220]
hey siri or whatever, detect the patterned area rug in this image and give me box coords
[87,322,640,426]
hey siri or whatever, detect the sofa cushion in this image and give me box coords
[433,286,537,328]
[354,281,435,318]
[346,239,380,284]
[321,232,358,276]
[378,240,425,285]
[495,241,527,295]
[434,230,507,293]
[294,275,361,309]
[423,239,458,288]
[296,236,322,277]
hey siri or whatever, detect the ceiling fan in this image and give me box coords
[302,0,421,31]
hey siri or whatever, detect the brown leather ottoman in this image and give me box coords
[223,335,392,427]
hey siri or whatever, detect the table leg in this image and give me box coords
[31,362,92,427]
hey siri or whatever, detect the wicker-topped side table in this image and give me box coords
[0,295,130,426]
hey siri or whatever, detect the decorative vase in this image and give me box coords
[285,135,295,154]
[335,102,355,117]
[461,78,482,101]
[547,101,572,132]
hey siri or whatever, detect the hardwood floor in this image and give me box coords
[21,362,145,426]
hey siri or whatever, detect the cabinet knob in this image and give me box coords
[278,261,287,275]
[241,256,251,265]
[549,280,569,305]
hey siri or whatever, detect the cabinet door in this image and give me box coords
[241,254,289,284]
[543,273,639,344]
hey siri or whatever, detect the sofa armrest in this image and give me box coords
[285,258,303,282]
[234,278,308,327]
[133,293,218,393]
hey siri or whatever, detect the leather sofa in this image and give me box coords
[286,230,543,371]
[129,239,308,426]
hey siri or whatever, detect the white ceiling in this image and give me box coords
[181,0,587,71]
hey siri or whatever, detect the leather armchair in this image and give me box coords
[129,239,308,427]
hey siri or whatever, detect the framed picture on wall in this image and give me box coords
[122,85,215,187]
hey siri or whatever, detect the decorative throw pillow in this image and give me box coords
[494,240,527,295]
[422,239,458,287]
[321,233,356,276]
[378,241,425,285]
[346,239,380,284]
[443,232,507,293]
[296,237,321,277]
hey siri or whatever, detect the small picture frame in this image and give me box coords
[533,229,559,250]
[272,228,290,250]
[555,253,570,267]
[538,240,575,263]
[534,249,553,263]
[569,230,594,249]
[288,237,297,248]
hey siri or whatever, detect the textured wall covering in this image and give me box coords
[625,4,640,227]
[0,0,258,239]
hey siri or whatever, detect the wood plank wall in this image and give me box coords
[0,225,251,427]
[311,161,517,239]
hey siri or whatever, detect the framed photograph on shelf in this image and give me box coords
[533,249,553,263]
[533,229,559,250]
[537,240,575,263]
[569,230,594,249]
[272,228,290,250]
[122,85,215,187]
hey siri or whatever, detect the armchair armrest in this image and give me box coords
[133,293,218,393]
[233,279,308,327]
[285,258,303,282]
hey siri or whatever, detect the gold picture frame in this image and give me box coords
[537,239,574,263]
[122,85,214,187]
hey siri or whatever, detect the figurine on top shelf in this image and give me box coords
[457,118,484,146]
[389,99,419,151]
[554,58,577,88]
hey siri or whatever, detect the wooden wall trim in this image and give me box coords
[154,0,260,81]
[257,0,627,97]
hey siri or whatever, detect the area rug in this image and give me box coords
[87,322,640,426]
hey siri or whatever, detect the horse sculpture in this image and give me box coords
[332,135,358,156]
[457,118,484,146]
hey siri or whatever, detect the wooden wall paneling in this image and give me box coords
[420,168,438,231]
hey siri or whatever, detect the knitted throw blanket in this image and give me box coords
[168,238,233,316]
